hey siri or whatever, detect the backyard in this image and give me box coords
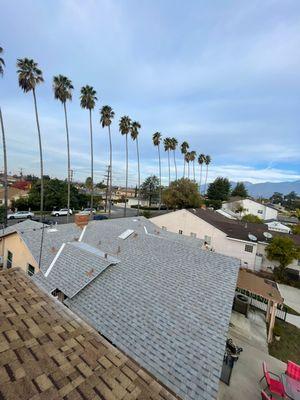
[269,319,300,364]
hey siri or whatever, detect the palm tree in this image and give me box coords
[198,153,205,195]
[204,155,211,195]
[80,85,97,211]
[180,141,189,178]
[17,58,44,220]
[100,105,115,217]
[130,121,141,215]
[119,116,131,217]
[53,75,73,223]
[190,151,196,181]
[170,137,178,181]
[152,132,162,209]
[164,137,172,186]
[185,152,191,179]
[0,46,8,227]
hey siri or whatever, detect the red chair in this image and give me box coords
[261,362,285,398]
[261,390,275,400]
[286,360,300,381]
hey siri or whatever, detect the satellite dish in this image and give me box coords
[263,232,273,239]
[248,233,257,242]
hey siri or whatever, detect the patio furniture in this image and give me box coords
[281,373,300,400]
[286,361,300,382]
[260,362,285,398]
[261,390,275,400]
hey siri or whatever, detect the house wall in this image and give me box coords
[150,209,258,269]
[257,242,300,276]
[222,199,278,220]
[265,221,291,234]
[0,233,39,275]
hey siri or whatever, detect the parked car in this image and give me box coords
[51,209,73,217]
[81,208,96,215]
[93,215,108,220]
[7,211,34,220]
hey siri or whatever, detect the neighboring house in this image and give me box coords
[0,217,240,400]
[265,220,291,234]
[0,267,178,400]
[112,187,137,200]
[0,186,29,207]
[150,209,300,276]
[277,215,299,225]
[222,198,278,220]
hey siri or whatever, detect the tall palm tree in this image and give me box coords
[204,155,211,195]
[80,85,97,211]
[53,75,73,223]
[0,46,8,227]
[170,137,178,181]
[185,152,191,179]
[100,105,114,217]
[198,153,206,195]
[164,137,172,186]
[17,58,44,220]
[152,132,162,209]
[119,116,131,217]
[181,141,189,178]
[130,121,141,215]
[190,151,196,181]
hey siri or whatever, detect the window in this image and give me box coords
[7,250,13,269]
[190,232,196,238]
[162,226,167,231]
[204,235,211,245]
[179,230,183,235]
[27,264,35,276]
[245,244,253,253]
[257,210,263,214]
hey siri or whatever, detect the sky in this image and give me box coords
[1,0,300,187]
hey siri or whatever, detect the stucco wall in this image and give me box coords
[151,209,257,269]
[222,199,278,220]
[0,233,39,275]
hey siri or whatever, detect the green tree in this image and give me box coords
[140,175,160,206]
[270,192,284,204]
[266,236,300,280]
[164,137,172,186]
[130,121,141,215]
[241,214,263,223]
[231,182,248,198]
[17,58,44,220]
[169,137,178,180]
[162,178,202,209]
[198,153,205,195]
[0,46,8,227]
[85,177,93,191]
[292,224,300,235]
[203,155,211,195]
[184,152,191,179]
[100,105,115,217]
[152,132,162,209]
[119,115,131,216]
[181,141,189,178]
[53,74,74,222]
[80,85,97,211]
[207,177,231,201]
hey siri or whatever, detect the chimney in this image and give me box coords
[75,213,89,228]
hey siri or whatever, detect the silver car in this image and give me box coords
[7,211,35,220]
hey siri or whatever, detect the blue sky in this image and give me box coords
[1,0,300,186]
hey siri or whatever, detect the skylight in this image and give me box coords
[118,229,134,240]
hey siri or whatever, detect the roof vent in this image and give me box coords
[86,268,95,277]
[51,246,57,253]
[117,245,121,254]
[118,229,134,240]
[47,228,58,233]
[104,253,108,259]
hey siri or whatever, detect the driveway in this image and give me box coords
[278,284,300,314]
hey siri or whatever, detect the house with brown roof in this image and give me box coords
[150,209,300,277]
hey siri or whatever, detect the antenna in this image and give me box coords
[248,233,257,242]
[263,232,273,239]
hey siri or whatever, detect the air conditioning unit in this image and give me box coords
[233,292,250,317]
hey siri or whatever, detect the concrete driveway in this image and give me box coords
[278,284,300,314]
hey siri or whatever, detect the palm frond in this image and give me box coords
[16,58,44,92]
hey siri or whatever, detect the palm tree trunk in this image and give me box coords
[158,145,162,210]
[89,109,94,211]
[124,134,128,217]
[183,158,185,178]
[108,125,112,218]
[63,102,71,223]
[173,150,177,181]
[204,165,209,195]
[188,162,190,179]
[0,107,8,228]
[167,150,171,186]
[32,88,44,220]
[136,137,141,216]
[193,161,195,181]
[199,164,203,195]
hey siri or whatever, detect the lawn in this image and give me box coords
[269,319,300,364]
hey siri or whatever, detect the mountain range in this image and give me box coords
[201,180,300,198]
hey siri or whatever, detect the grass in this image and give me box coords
[269,319,300,364]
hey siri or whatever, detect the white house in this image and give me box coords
[265,220,291,234]
[150,209,300,276]
[222,198,278,221]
